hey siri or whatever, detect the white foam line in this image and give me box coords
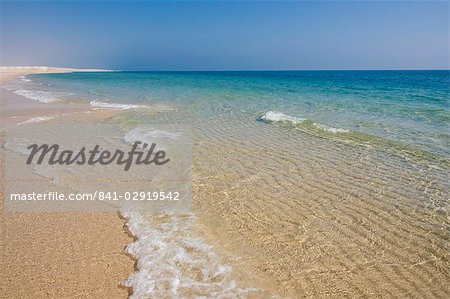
[261,110,349,133]
[312,122,349,133]
[124,127,180,144]
[261,110,305,124]
[90,100,148,110]
[18,116,54,124]
[14,89,70,103]
[19,75,32,82]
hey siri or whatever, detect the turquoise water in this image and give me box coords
[12,70,450,159]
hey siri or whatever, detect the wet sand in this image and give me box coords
[0,89,89,128]
[0,69,133,298]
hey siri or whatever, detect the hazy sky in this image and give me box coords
[0,1,448,70]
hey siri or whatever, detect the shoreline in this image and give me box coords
[0,66,119,128]
[0,67,279,297]
[0,68,134,298]
[1,67,448,298]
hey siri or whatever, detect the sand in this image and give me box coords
[0,67,133,298]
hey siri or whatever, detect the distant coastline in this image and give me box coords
[0,65,112,73]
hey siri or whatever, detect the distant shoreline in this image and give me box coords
[0,66,112,84]
[0,65,112,74]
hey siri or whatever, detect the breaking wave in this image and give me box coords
[260,111,349,133]
[260,111,306,125]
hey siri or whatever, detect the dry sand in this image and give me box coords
[0,67,133,298]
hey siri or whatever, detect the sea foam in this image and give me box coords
[19,75,32,82]
[261,111,349,133]
[121,210,263,298]
[14,89,68,103]
[18,116,54,124]
[261,110,305,124]
[124,127,180,144]
[311,122,349,133]
[90,100,148,110]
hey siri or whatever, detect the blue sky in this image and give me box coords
[0,1,448,70]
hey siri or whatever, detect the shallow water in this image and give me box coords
[10,70,450,159]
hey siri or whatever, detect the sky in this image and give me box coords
[0,1,448,70]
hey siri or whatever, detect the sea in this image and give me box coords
[3,70,449,297]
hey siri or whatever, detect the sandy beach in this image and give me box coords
[1,67,448,298]
[0,67,133,298]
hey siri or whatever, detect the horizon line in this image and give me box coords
[2,65,449,72]
[86,68,450,72]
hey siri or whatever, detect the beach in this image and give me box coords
[0,67,133,298]
[0,68,449,298]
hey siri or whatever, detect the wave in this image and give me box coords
[312,122,349,133]
[121,211,265,298]
[124,127,180,146]
[90,100,148,110]
[18,116,54,124]
[259,111,448,168]
[260,111,306,125]
[19,75,32,82]
[14,89,72,103]
[260,111,348,133]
